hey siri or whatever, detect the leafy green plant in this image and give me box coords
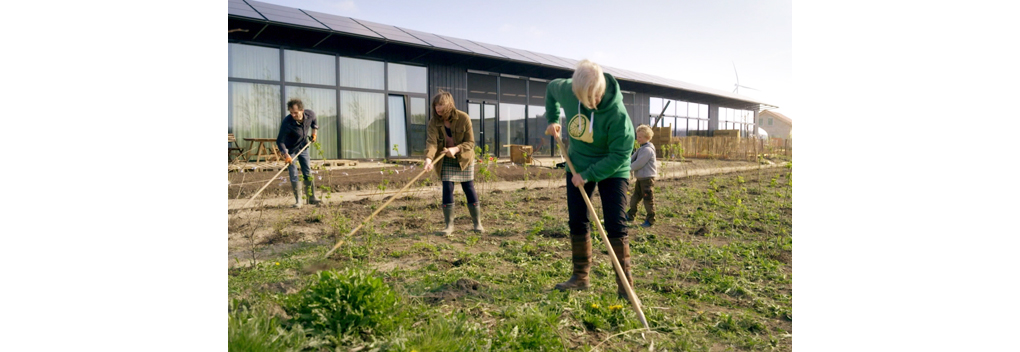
[282,269,399,337]
[474,145,497,191]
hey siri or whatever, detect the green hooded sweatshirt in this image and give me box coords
[546,72,635,182]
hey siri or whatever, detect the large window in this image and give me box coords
[499,77,527,156]
[230,42,429,160]
[339,57,384,90]
[720,107,755,137]
[500,104,526,156]
[229,43,279,81]
[229,82,281,146]
[340,91,386,159]
[648,97,709,137]
[468,73,498,101]
[528,80,552,157]
[387,63,427,94]
[285,50,335,86]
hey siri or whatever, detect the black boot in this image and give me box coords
[439,204,455,235]
[290,182,302,208]
[304,178,320,205]
[467,203,484,232]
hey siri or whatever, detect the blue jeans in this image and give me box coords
[287,149,312,183]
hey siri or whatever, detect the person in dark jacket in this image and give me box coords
[545,59,636,300]
[276,98,320,208]
[423,90,483,235]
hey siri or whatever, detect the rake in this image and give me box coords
[240,140,314,209]
[323,152,447,257]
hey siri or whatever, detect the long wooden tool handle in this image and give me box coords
[324,153,447,258]
[553,133,650,332]
[240,141,314,209]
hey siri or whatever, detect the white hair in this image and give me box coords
[572,59,606,110]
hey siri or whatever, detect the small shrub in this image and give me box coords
[282,269,398,337]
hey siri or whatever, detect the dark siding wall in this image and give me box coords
[634,92,651,127]
[428,63,468,114]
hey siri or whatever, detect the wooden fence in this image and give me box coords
[655,136,792,161]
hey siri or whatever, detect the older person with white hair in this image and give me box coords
[545,60,637,300]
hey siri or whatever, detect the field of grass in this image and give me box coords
[228,163,792,351]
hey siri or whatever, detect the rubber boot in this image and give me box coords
[304,178,321,205]
[290,182,302,208]
[610,236,633,300]
[554,233,591,291]
[467,203,484,233]
[439,204,455,235]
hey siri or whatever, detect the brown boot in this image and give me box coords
[609,236,633,300]
[554,233,591,291]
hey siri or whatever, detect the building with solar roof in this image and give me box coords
[228,0,776,160]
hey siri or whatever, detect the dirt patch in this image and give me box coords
[771,251,791,265]
[227,158,763,201]
[422,278,489,304]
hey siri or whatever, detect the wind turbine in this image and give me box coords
[732,62,758,94]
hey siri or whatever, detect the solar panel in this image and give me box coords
[228,0,264,20]
[433,35,505,58]
[509,48,566,68]
[551,55,579,70]
[523,50,575,70]
[246,0,326,30]
[624,69,664,85]
[396,27,468,52]
[351,18,429,46]
[472,42,537,64]
[600,65,633,81]
[301,10,382,39]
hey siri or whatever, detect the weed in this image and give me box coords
[282,269,399,337]
[237,207,266,267]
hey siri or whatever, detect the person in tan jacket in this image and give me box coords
[423,90,483,235]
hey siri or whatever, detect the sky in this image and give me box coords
[250,0,793,119]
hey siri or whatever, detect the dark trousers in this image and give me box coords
[287,149,312,183]
[442,181,478,205]
[566,173,629,239]
[627,178,656,224]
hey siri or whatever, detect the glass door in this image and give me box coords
[387,95,408,157]
[468,102,497,157]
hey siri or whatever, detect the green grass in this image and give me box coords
[228,165,793,351]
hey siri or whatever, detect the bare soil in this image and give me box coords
[227,158,764,200]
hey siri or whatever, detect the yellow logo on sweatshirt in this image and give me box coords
[568,113,594,143]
